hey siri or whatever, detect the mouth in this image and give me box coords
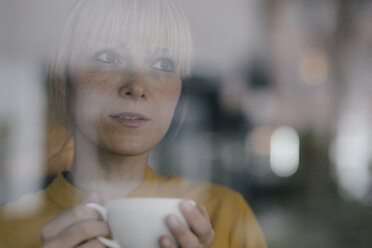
[109,112,150,127]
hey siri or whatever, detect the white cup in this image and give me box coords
[86,198,192,248]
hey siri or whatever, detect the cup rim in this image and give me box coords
[105,197,184,204]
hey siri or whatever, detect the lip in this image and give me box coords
[109,112,150,128]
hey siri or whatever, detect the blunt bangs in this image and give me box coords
[55,0,192,77]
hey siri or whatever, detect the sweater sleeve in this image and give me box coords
[229,193,267,248]
[205,185,267,248]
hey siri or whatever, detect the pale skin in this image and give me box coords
[40,46,214,247]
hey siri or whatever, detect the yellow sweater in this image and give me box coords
[0,167,266,248]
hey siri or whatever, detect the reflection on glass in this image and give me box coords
[330,98,370,201]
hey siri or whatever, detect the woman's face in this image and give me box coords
[68,44,182,156]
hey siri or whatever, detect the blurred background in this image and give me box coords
[1,0,372,247]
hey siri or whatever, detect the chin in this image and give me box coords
[101,138,157,157]
[114,146,151,157]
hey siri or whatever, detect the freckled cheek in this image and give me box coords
[157,81,182,121]
[69,74,116,127]
[70,71,121,106]
[160,77,181,101]
[70,91,105,129]
[166,84,181,102]
[71,70,121,89]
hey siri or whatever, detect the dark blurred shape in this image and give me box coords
[244,57,272,90]
[0,124,10,205]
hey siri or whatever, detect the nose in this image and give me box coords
[119,71,147,100]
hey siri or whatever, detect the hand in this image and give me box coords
[159,201,215,248]
[40,193,110,248]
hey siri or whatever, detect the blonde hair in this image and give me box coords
[48,0,193,130]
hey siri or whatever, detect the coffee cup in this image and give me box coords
[86,198,193,248]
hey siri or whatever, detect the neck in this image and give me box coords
[70,132,148,202]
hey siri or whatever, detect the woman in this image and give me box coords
[0,0,266,247]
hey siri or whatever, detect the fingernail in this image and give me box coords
[181,201,194,212]
[167,215,180,228]
[83,193,100,203]
[160,237,172,248]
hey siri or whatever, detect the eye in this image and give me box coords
[152,58,175,72]
[94,50,121,64]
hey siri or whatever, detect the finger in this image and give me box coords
[46,220,109,248]
[77,238,105,248]
[159,235,177,248]
[41,204,101,240]
[41,194,102,241]
[180,201,214,246]
[196,204,209,219]
[165,215,200,247]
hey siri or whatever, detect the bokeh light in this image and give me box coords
[270,126,300,177]
[250,126,275,156]
[299,50,329,86]
[329,101,370,201]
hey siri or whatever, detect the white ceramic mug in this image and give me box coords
[86,198,193,248]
